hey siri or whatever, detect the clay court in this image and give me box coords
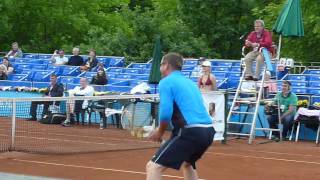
[0,118,319,180]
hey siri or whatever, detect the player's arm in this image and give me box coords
[149,82,173,142]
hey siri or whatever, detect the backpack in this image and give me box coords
[40,112,66,124]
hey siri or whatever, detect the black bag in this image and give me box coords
[41,112,66,124]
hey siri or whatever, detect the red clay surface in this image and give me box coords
[0,139,319,180]
[0,118,319,180]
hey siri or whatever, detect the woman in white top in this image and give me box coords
[51,50,68,65]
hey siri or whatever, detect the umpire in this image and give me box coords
[147,53,215,180]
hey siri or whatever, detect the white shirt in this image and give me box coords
[68,85,95,109]
[52,56,68,65]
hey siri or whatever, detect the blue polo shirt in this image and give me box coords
[159,71,212,126]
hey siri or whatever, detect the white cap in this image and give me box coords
[202,61,211,67]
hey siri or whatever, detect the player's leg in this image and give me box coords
[146,161,167,180]
[181,162,198,180]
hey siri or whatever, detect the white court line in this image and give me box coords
[12,159,207,180]
[241,149,320,158]
[206,152,320,165]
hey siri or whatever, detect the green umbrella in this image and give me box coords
[272,0,304,59]
[148,36,162,84]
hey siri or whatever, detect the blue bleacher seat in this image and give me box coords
[106,85,131,93]
[15,64,32,73]
[116,74,132,79]
[33,82,51,88]
[292,88,307,94]
[32,64,47,70]
[47,66,62,75]
[38,54,52,59]
[182,66,195,71]
[107,67,123,73]
[311,95,320,104]
[214,62,232,67]
[129,63,150,69]
[31,71,53,82]
[107,73,116,79]
[290,81,307,87]
[79,71,97,78]
[0,80,32,87]
[24,54,39,59]
[59,76,75,85]
[73,77,82,84]
[287,75,306,81]
[309,75,320,81]
[7,74,28,81]
[304,69,320,75]
[212,66,230,72]
[308,88,320,95]
[184,60,198,66]
[60,66,80,76]
[231,66,241,72]
[123,68,141,74]
[212,72,226,79]
[309,81,320,88]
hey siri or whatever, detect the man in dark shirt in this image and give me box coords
[29,74,64,121]
[67,47,84,66]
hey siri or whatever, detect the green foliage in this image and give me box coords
[0,0,318,62]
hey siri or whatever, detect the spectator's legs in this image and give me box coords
[75,112,80,124]
[42,101,52,116]
[99,112,107,128]
[254,53,265,79]
[267,115,279,137]
[80,110,85,125]
[30,101,40,119]
[282,114,295,139]
[115,113,121,128]
[244,51,258,77]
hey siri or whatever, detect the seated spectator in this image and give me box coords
[5,42,23,58]
[96,62,107,72]
[265,80,297,140]
[29,74,64,121]
[0,65,8,80]
[244,20,272,81]
[62,77,94,126]
[67,47,84,66]
[1,57,14,74]
[198,61,217,91]
[51,49,68,65]
[80,50,98,72]
[91,69,108,85]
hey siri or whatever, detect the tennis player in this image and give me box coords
[147,53,215,180]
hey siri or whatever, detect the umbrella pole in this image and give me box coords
[277,35,282,60]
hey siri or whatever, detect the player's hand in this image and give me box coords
[149,129,163,142]
[245,40,252,47]
[252,43,259,47]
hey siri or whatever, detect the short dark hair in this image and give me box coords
[50,74,58,78]
[3,57,9,61]
[162,53,183,71]
[283,80,291,86]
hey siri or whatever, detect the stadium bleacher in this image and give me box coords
[3,53,320,97]
[0,55,246,93]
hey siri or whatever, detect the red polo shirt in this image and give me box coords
[245,29,273,52]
